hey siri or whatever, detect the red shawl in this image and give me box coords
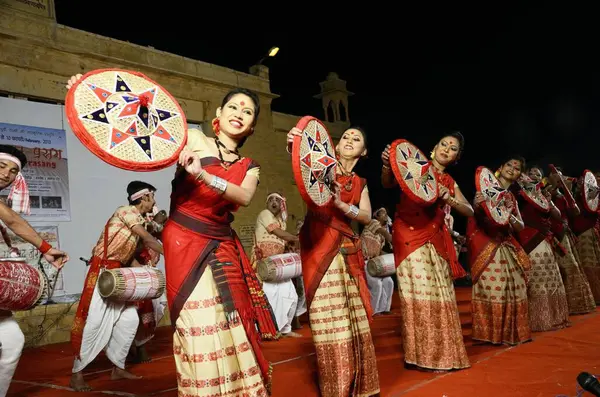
[570,191,599,236]
[299,173,374,321]
[466,192,530,283]
[163,157,273,385]
[516,196,566,256]
[392,168,466,279]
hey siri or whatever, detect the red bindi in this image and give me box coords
[240,101,245,106]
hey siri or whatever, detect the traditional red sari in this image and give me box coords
[550,195,596,314]
[570,191,600,304]
[466,192,531,345]
[299,173,379,397]
[516,195,570,331]
[163,156,272,396]
[392,168,470,370]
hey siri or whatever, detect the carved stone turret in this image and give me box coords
[314,72,353,127]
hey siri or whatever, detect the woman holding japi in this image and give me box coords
[542,167,596,314]
[570,171,600,304]
[162,88,273,396]
[381,132,472,372]
[513,167,570,332]
[467,156,531,345]
[286,126,380,397]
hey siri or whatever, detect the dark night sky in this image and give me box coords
[54,2,599,230]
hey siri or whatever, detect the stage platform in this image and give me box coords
[7,286,599,396]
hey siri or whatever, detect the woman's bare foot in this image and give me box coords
[69,372,92,392]
[111,367,142,380]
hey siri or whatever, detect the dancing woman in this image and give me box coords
[287,126,380,397]
[545,167,596,314]
[163,88,273,396]
[570,171,600,304]
[467,156,531,345]
[514,166,570,331]
[381,132,472,371]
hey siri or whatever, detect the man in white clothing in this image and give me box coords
[361,207,394,315]
[69,181,164,392]
[252,193,302,337]
[0,144,69,396]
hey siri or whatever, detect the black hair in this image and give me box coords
[437,131,465,161]
[220,88,261,149]
[127,181,156,205]
[527,164,544,177]
[499,155,527,172]
[0,144,27,169]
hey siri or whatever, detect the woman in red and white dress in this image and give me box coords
[381,132,473,372]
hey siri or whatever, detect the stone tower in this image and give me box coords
[314,72,353,128]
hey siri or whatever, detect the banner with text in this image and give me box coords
[0,122,71,221]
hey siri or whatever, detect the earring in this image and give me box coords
[495,169,500,178]
[430,149,436,160]
[212,118,220,135]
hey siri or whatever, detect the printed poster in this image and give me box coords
[0,122,71,221]
[0,224,65,298]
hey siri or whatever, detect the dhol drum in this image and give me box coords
[0,258,47,311]
[98,267,165,301]
[366,253,396,278]
[257,253,302,283]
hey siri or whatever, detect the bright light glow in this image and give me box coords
[268,47,279,57]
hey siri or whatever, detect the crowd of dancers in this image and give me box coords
[0,73,599,397]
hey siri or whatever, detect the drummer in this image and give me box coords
[361,207,394,315]
[0,144,69,396]
[69,180,163,392]
[129,208,168,363]
[381,131,473,372]
[251,192,301,338]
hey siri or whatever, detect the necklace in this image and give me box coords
[337,161,354,191]
[214,138,240,169]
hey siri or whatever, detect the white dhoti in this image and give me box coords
[134,298,166,347]
[262,280,298,334]
[364,264,394,314]
[72,285,139,373]
[0,311,24,396]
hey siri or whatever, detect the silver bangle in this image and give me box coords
[345,205,359,218]
[209,175,228,194]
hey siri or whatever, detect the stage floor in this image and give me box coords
[7,286,600,396]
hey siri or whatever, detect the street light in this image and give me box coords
[256,46,279,65]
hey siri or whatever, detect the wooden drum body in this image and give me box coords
[367,254,396,278]
[0,258,47,311]
[98,267,165,301]
[257,253,302,283]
